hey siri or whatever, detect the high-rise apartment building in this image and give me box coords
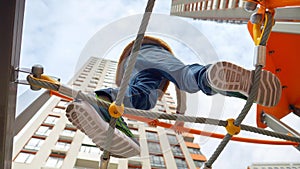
[171,0,249,24]
[247,163,300,169]
[170,0,300,26]
[13,57,206,169]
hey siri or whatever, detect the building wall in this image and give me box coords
[248,163,300,169]
[13,57,206,169]
[170,0,300,26]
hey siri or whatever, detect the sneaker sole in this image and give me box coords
[208,61,281,107]
[65,101,140,158]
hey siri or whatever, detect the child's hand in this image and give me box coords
[173,121,185,134]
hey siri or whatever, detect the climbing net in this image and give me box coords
[25,0,300,168]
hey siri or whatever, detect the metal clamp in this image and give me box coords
[253,45,266,67]
[14,65,43,88]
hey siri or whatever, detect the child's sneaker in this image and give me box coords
[65,100,140,158]
[207,61,281,107]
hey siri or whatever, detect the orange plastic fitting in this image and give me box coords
[226,118,241,135]
[108,102,124,118]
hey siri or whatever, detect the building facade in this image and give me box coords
[248,163,300,169]
[171,0,249,24]
[13,57,206,169]
[170,0,300,22]
[170,0,300,32]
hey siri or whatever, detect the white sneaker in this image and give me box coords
[207,61,281,107]
[65,100,140,158]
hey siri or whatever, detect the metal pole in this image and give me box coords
[261,112,300,151]
[0,0,25,168]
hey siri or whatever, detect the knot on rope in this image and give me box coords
[225,118,241,135]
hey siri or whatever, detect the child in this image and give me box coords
[66,36,281,157]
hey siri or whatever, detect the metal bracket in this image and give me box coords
[14,67,31,85]
[261,112,300,151]
[14,66,60,86]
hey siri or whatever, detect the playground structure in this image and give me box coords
[1,0,300,169]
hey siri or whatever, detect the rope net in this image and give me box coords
[25,2,299,168]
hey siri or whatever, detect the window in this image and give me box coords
[90,79,98,84]
[35,126,52,136]
[158,107,166,113]
[130,128,140,139]
[45,156,64,168]
[146,131,159,141]
[87,84,97,88]
[103,79,114,84]
[102,82,113,87]
[167,134,178,145]
[128,160,142,169]
[194,160,204,168]
[53,107,65,113]
[14,152,35,163]
[80,144,101,154]
[55,141,71,151]
[172,146,183,157]
[24,138,45,151]
[74,166,95,169]
[57,100,69,108]
[175,158,188,169]
[169,105,176,110]
[148,142,162,154]
[76,78,84,82]
[61,128,76,137]
[44,115,59,125]
[188,147,202,155]
[83,69,91,73]
[73,82,81,86]
[149,155,165,168]
[92,76,100,80]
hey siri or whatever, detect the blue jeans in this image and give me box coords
[95,44,215,110]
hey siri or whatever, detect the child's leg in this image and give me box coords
[206,61,281,107]
[130,45,281,107]
[65,100,140,158]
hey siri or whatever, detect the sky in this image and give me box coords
[18,0,300,168]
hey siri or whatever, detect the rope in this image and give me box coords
[27,75,59,91]
[102,0,156,164]
[205,65,262,168]
[236,66,262,125]
[240,125,300,143]
[115,0,155,106]
[27,75,300,143]
[27,9,298,167]
[204,10,275,168]
[259,12,273,46]
[122,108,300,143]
